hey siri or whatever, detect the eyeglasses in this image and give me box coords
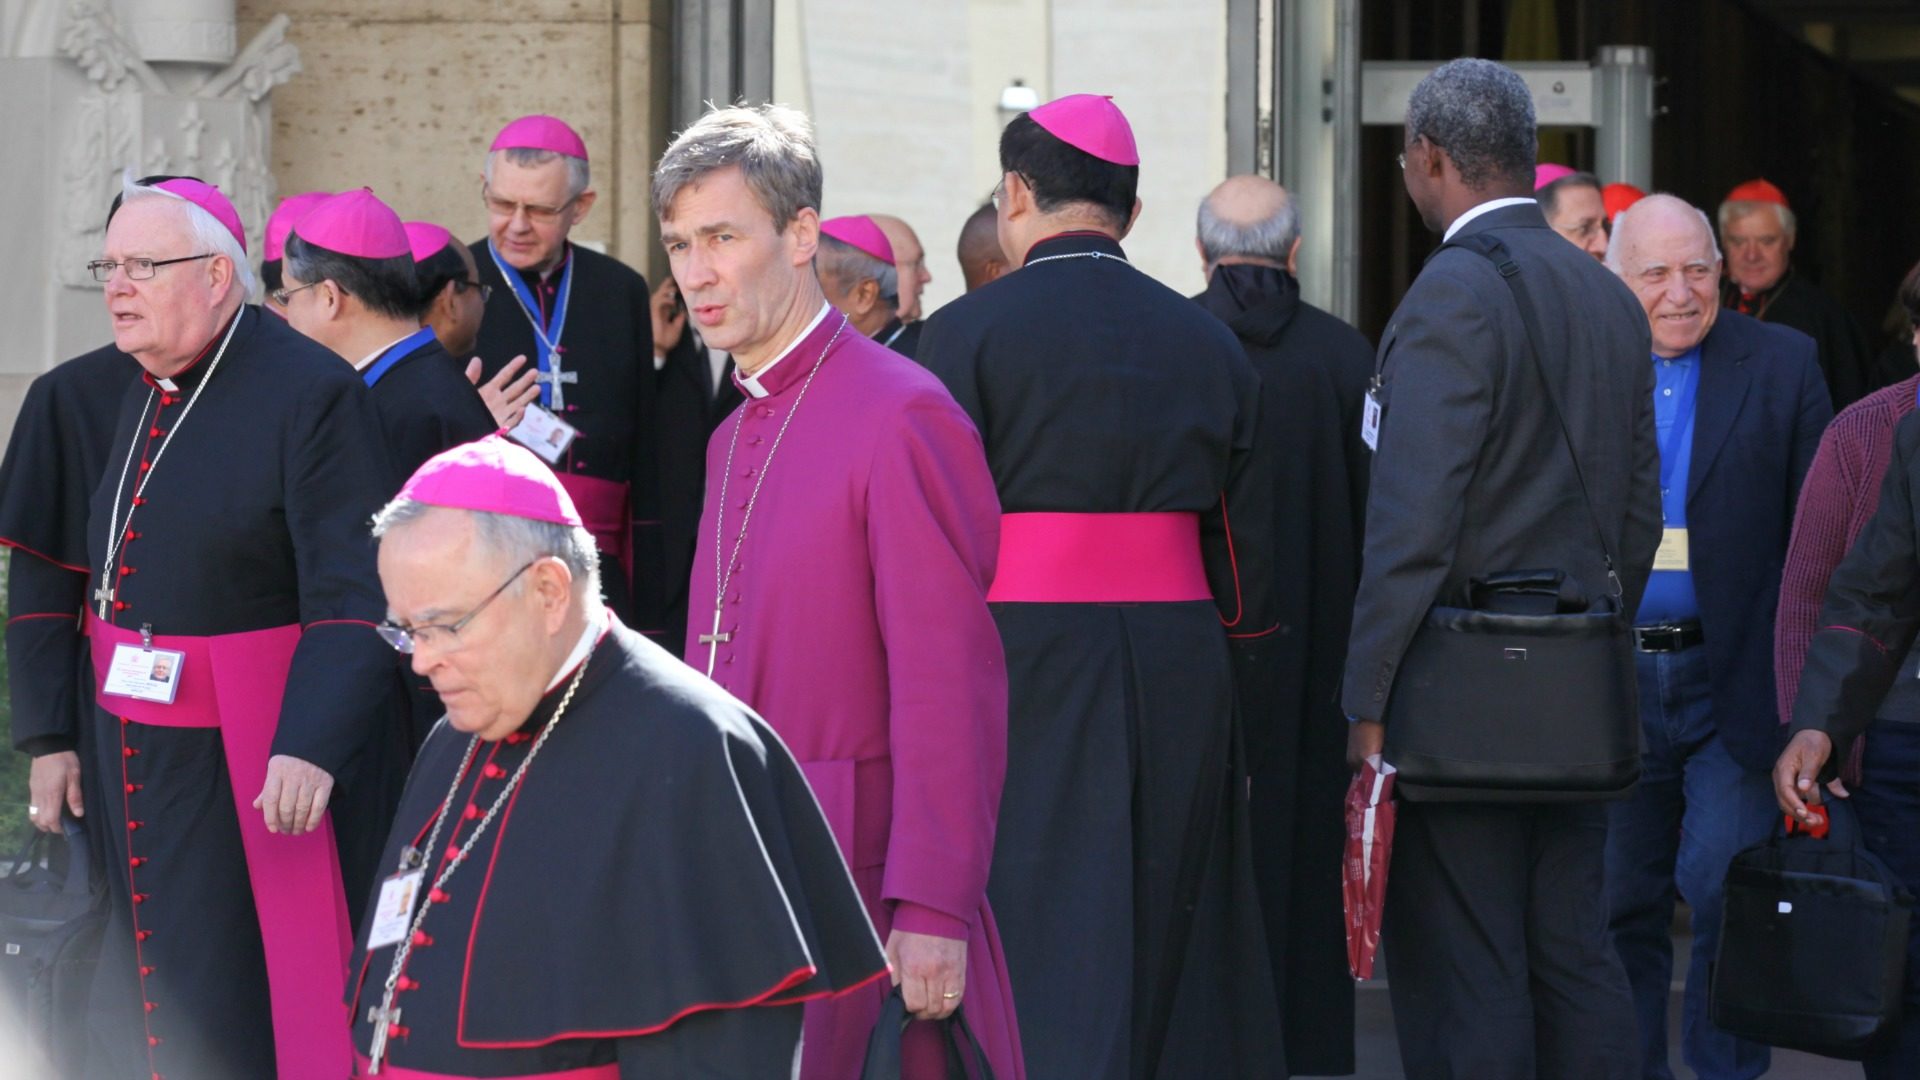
[270,280,324,307]
[989,179,1005,211]
[376,559,537,654]
[482,184,577,225]
[87,254,215,282]
[452,278,494,303]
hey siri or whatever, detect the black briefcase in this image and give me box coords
[861,987,996,1080]
[1711,800,1912,1059]
[0,818,108,1076]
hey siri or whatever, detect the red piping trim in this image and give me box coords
[456,964,818,1048]
[304,619,378,631]
[8,611,77,624]
[761,963,892,1007]
[0,539,87,574]
[1227,623,1280,640]
[118,716,160,1074]
[1820,625,1891,655]
[1216,494,1246,629]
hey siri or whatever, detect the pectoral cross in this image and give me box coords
[366,1003,402,1073]
[699,608,733,677]
[94,582,115,619]
[535,364,578,410]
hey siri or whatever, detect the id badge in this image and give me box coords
[510,404,579,465]
[367,869,425,950]
[1654,527,1690,572]
[1361,386,1382,451]
[102,643,186,704]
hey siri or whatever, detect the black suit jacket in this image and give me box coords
[654,330,740,658]
[1682,312,1830,770]
[1342,202,1662,722]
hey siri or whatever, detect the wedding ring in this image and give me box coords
[942,991,960,1000]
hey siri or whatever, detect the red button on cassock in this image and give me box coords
[482,763,505,780]
[128,821,143,831]
[144,1001,157,1013]
[140,965,155,976]
[129,857,145,867]
[396,976,418,991]
[462,805,479,821]
[429,888,450,904]
[411,930,432,947]
[136,929,153,941]
[133,893,148,904]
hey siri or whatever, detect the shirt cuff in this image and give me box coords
[890,900,969,940]
[20,735,77,757]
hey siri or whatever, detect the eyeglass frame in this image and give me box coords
[270,279,325,307]
[375,558,540,655]
[451,278,494,303]
[481,182,579,225]
[88,253,216,283]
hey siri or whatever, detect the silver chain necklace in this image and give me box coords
[95,311,243,619]
[1024,249,1132,269]
[364,646,595,1073]
[699,312,849,677]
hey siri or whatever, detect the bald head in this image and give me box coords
[870,214,929,320]
[1605,193,1720,275]
[1197,175,1299,275]
[958,204,1008,292]
[1606,193,1724,358]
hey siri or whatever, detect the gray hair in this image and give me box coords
[1195,189,1299,266]
[1604,192,1723,274]
[1536,171,1601,218]
[1405,58,1538,190]
[485,147,591,201]
[1716,198,1797,241]
[120,176,259,302]
[815,234,899,303]
[652,104,821,230]
[370,500,602,606]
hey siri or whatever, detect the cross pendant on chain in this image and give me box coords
[93,583,115,619]
[366,1004,402,1073]
[535,362,579,410]
[699,607,733,677]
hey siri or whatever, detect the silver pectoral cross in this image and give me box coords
[93,582,115,619]
[699,608,733,677]
[366,1003,402,1073]
[535,366,579,410]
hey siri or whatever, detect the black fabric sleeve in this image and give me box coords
[6,550,88,755]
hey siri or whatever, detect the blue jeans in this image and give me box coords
[1852,720,1920,1079]
[1605,645,1777,1080]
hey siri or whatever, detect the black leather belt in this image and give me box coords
[1634,621,1704,653]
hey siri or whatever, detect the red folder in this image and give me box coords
[1342,755,1397,981]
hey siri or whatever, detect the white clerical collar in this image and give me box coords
[737,302,832,400]
[544,605,607,693]
[1443,196,1537,242]
[353,333,415,372]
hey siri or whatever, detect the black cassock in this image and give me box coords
[1724,269,1875,408]
[654,330,739,660]
[1197,263,1371,1077]
[918,231,1285,1079]
[344,618,888,1078]
[874,316,922,360]
[85,306,408,1079]
[470,242,657,633]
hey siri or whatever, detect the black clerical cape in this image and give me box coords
[344,617,888,1079]
[1196,263,1371,1077]
[917,231,1285,1079]
[470,242,657,633]
[1725,269,1875,408]
[85,306,407,1080]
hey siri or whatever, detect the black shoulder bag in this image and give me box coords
[860,987,996,1080]
[1381,235,1641,801]
[0,817,108,1076]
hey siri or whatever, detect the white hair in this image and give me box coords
[119,175,259,302]
[1604,193,1722,274]
[1717,198,1797,241]
[485,147,591,201]
[370,499,602,606]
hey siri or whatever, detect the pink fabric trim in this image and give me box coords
[556,472,632,584]
[986,512,1210,603]
[89,615,354,1080]
[354,1055,618,1080]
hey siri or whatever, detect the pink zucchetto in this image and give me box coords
[291,188,411,260]
[819,215,895,265]
[397,434,583,527]
[1533,163,1577,191]
[403,221,454,263]
[1028,94,1140,166]
[491,114,589,162]
[263,191,332,262]
[151,178,248,255]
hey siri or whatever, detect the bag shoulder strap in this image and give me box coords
[1439,231,1622,601]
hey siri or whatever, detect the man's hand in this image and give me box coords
[1774,729,1834,824]
[886,928,967,1021]
[1346,718,1386,772]
[465,355,541,429]
[28,751,82,833]
[254,755,334,835]
[650,278,687,357]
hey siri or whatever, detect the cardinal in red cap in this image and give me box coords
[78,174,409,1079]
[342,433,888,1078]
[467,113,667,635]
[1603,181,1646,224]
[1718,177,1876,406]
[917,92,1287,1076]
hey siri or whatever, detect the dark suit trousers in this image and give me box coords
[1384,799,1637,1080]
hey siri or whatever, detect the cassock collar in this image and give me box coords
[1197,263,1301,348]
[874,316,907,348]
[1725,265,1794,309]
[1024,230,1127,266]
[511,606,613,740]
[353,331,418,372]
[513,243,573,288]
[144,305,248,394]
[545,605,608,693]
[735,301,837,400]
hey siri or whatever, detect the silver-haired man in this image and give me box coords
[815,213,918,358]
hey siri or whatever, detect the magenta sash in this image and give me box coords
[557,472,632,583]
[353,1054,619,1080]
[986,511,1212,603]
[89,614,353,1080]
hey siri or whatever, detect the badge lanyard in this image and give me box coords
[361,327,439,389]
[1657,361,1701,524]
[486,239,574,409]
